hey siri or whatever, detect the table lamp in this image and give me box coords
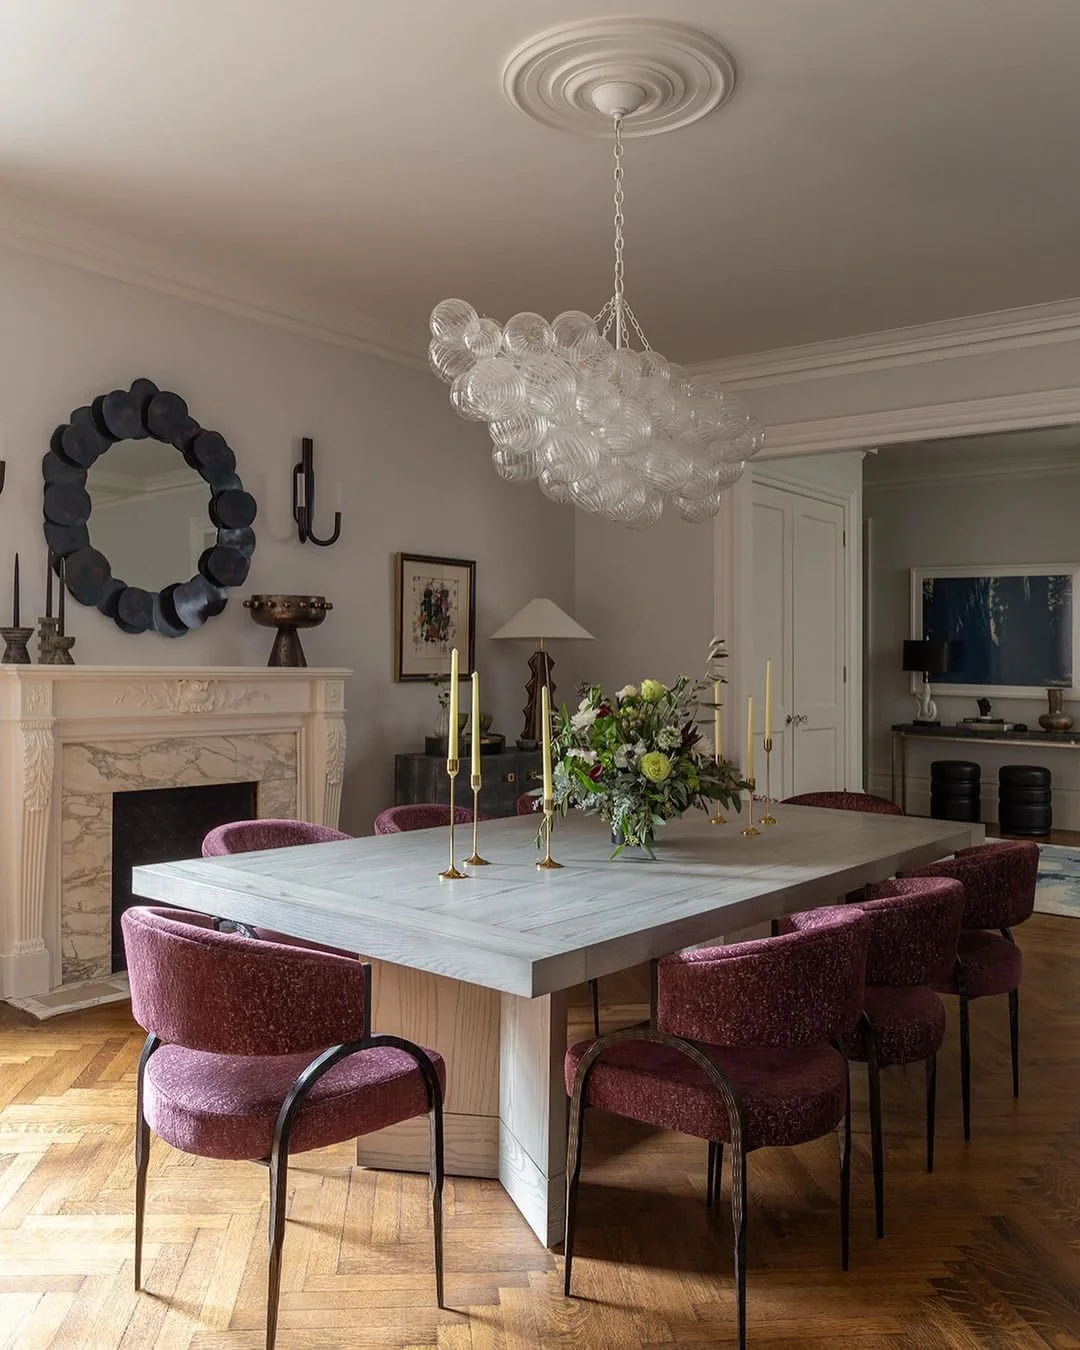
[902,639,954,725]
[491,598,593,747]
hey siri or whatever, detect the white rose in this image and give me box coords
[616,684,639,700]
[571,707,599,732]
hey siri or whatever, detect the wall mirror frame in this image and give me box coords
[42,378,257,636]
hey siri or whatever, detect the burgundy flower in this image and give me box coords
[588,763,604,781]
[598,704,613,717]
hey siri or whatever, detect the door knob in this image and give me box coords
[785,713,794,726]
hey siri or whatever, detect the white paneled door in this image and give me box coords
[752,482,847,798]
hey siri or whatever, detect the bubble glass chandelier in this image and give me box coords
[428,41,764,529]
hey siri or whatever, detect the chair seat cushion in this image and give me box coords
[564,1037,846,1151]
[145,1042,445,1161]
[848,985,946,1067]
[932,930,1023,999]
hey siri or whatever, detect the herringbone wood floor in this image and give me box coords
[2,915,1079,1348]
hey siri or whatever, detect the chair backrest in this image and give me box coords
[657,906,870,1049]
[122,907,366,1056]
[516,792,542,815]
[904,839,1038,929]
[856,877,963,987]
[373,803,488,834]
[781,791,903,816]
[202,818,350,856]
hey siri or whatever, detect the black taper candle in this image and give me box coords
[12,552,19,628]
[45,551,53,619]
[58,557,66,636]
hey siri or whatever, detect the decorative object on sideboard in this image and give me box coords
[42,377,257,636]
[2,551,34,664]
[490,597,593,748]
[902,638,955,725]
[960,694,1006,731]
[243,594,331,667]
[291,436,342,547]
[394,552,476,681]
[429,20,764,529]
[1039,687,1075,732]
[37,555,75,665]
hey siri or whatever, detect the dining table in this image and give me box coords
[131,802,979,1247]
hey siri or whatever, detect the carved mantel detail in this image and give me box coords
[115,680,270,714]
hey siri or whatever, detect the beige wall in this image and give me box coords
[0,247,576,833]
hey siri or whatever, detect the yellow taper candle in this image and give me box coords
[713,680,723,758]
[745,695,755,783]
[448,648,459,760]
[471,671,481,780]
[541,683,554,799]
[764,660,774,742]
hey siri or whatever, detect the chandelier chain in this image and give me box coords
[612,114,626,349]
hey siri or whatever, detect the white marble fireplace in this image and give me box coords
[0,666,349,1000]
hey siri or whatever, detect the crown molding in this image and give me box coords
[0,192,426,371]
[865,452,1080,491]
[757,385,1080,458]
[691,297,1080,390]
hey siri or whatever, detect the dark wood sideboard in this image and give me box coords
[394,749,543,817]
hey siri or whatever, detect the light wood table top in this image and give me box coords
[131,804,973,998]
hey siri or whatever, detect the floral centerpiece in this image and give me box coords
[552,649,747,857]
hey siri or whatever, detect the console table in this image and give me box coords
[890,722,1080,813]
[395,749,542,818]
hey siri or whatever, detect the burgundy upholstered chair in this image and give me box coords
[122,907,446,1350]
[782,790,903,816]
[373,803,490,834]
[516,791,543,815]
[563,907,871,1350]
[201,817,350,855]
[783,876,963,1237]
[904,839,1038,1138]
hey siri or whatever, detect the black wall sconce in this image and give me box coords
[291,436,342,547]
[0,461,6,494]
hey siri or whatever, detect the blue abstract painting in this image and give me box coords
[922,573,1073,688]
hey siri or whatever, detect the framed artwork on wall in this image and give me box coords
[395,552,476,681]
[910,563,1080,697]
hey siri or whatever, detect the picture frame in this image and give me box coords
[395,552,476,681]
[909,563,1080,697]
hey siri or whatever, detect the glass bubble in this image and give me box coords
[596,401,652,458]
[624,491,664,530]
[466,357,525,421]
[450,370,486,421]
[666,362,692,394]
[503,312,555,357]
[610,348,643,393]
[538,468,572,503]
[490,410,548,452]
[492,445,540,482]
[430,298,478,344]
[715,459,746,487]
[545,427,600,478]
[645,390,681,436]
[673,490,725,523]
[520,354,576,416]
[428,337,476,385]
[568,475,605,514]
[552,311,601,360]
[575,375,620,425]
[641,443,693,493]
[575,338,616,381]
[678,459,722,499]
[638,350,671,386]
[463,317,503,359]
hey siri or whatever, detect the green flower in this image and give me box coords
[639,751,672,783]
[640,678,666,702]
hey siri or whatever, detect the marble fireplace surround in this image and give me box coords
[0,666,349,1000]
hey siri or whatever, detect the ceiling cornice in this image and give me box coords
[865,453,1080,490]
[0,192,426,371]
[691,297,1080,390]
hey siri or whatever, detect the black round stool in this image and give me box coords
[930,760,981,822]
[998,764,1052,836]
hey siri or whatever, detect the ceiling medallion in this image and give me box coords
[429,21,762,529]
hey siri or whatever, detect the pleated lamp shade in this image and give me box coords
[490,598,593,642]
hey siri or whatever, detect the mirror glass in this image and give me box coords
[85,440,212,592]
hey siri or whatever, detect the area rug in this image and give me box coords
[1030,842,1080,918]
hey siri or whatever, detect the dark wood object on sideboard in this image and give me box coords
[394,749,542,818]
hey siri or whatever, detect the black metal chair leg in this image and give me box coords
[706,1140,717,1206]
[590,979,600,1038]
[133,1033,159,1292]
[266,1143,290,1350]
[860,1015,885,1240]
[564,1075,589,1295]
[840,1059,853,1271]
[959,988,972,1141]
[706,1140,724,1207]
[730,1138,748,1350]
[925,1052,937,1173]
[1009,988,1020,1099]
[428,1102,445,1308]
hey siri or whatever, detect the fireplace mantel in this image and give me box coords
[0,665,350,999]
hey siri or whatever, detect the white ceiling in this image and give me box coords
[4,0,1080,363]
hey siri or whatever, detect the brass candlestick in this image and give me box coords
[741,781,761,837]
[438,758,467,880]
[464,774,490,866]
[761,737,777,825]
[536,796,563,870]
[710,753,727,824]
